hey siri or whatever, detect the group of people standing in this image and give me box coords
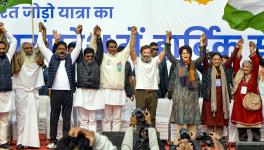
[0,22,163,149]
[0,21,263,150]
[167,33,263,143]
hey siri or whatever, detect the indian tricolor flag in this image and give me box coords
[0,0,32,13]
[222,0,264,33]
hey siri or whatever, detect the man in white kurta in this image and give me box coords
[100,29,134,132]
[74,26,104,132]
[13,43,44,148]
[0,24,17,149]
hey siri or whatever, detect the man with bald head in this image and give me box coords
[0,22,17,150]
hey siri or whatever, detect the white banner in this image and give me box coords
[1,0,263,58]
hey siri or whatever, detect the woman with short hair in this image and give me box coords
[231,41,263,141]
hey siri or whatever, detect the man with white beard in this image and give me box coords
[13,41,45,149]
[0,22,17,150]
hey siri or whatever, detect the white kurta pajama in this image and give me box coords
[0,92,14,144]
[100,45,130,131]
[74,88,105,110]
[13,62,44,148]
[0,31,17,145]
[74,88,104,131]
[0,92,14,113]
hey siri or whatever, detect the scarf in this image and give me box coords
[232,69,251,94]
[210,64,229,119]
[178,60,197,90]
[232,69,244,95]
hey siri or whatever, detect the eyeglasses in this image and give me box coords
[151,48,158,51]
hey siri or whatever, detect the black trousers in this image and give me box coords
[237,128,261,142]
[49,90,73,142]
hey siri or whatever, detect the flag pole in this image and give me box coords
[31,4,34,43]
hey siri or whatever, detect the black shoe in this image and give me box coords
[0,143,12,149]
[16,144,25,149]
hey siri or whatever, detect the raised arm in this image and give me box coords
[70,25,83,63]
[251,41,264,67]
[52,30,60,53]
[256,48,264,66]
[196,47,208,73]
[249,41,259,76]
[1,25,17,60]
[93,25,104,65]
[233,45,242,74]
[130,26,137,62]
[42,24,49,48]
[199,33,211,73]
[37,22,52,62]
[194,33,206,66]
[158,48,166,63]
[165,31,178,65]
[224,39,243,68]
[157,31,171,63]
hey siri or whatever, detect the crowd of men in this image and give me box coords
[0,21,264,149]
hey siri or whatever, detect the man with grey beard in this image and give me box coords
[13,41,45,149]
[130,27,166,126]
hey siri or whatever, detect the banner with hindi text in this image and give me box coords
[0,0,263,59]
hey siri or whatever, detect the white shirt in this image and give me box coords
[0,31,17,113]
[4,31,17,62]
[37,32,82,90]
[134,57,160,90]
[94,132,117,150]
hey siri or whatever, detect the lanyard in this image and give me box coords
[242,76,248,86]
[213,65,219,77]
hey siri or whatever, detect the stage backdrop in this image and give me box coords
[3,0,264,142]
[1,0,263,59]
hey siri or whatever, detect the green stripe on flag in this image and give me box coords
[0,0,32,13]
[222,3,264,33]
